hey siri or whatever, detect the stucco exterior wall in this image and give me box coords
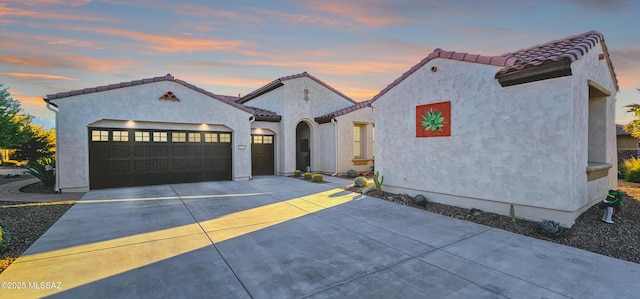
[51,81,253,192]
[315,122,335,174]
[243,76,355,175]
[281,77,356,174]
[335,107,375,174]
[569,44,618,211]
[373,58,594,225]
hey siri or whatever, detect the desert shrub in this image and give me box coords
[303,172,312,180]
[0,222,9,254]
[622,157,640,183]
[626,170,640,183]
[312,173,324,182]
[354,176,367,187]
[294,170,302,177]
[414,194,428,206]
[346,169,358,178]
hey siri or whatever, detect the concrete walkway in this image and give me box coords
[1,176,639,298]
[0,177,85,202]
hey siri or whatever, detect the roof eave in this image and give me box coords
[43,97,58,107]
[314,116,334,124]
[496,60,572,87]
[254,115,282,122]
[237,81,284,104]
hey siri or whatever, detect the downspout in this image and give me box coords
[45,101,60,193]
[331,118,338,176]
[249,116,255,180]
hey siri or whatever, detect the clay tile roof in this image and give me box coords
[368,30,617,105]
[44,74,281,121]
[496,30,609,75]
[237,71,356,104]
[314,99,372,124]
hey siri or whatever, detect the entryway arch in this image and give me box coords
[296,120,313,172]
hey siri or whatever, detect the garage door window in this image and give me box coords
[91,130,109,141]
[172,132,186,142]
[135,131,150,142]
[252,135,273,144]
[220,133,231,143]
[204,133,218,142]
[188,133,201,142]
[153,132,167,142]
[112,131,129,142]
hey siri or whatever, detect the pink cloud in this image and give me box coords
[2,0,91,6]
[0,72,77,80]
[0,54,142,72]
[65,26,256,54]
[174,4,263,25]
[305,1,407,27]
[0,3,107,21]
[250,7,354,29]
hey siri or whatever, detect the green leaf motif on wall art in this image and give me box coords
[421,109,446,131]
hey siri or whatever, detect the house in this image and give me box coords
[44,72,374,192]
[370,31,618,226]
[616,124,639,163]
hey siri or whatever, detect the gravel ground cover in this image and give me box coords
[0,180,75,274]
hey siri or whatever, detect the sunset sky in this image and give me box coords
[1,0,639,128]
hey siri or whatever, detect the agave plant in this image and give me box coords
[538,220,564,237]
[25,158,55,189]
[421,109,445,132]
[414,194,428,206]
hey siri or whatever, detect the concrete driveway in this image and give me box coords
[1,176,639,298]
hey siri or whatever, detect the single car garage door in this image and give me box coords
[251,135,274,176]
[89,128,232,189]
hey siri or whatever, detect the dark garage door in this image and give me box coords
[89,128,232,189]
[251,135,274,176]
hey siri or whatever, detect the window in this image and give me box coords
[253,136,263,144]
[153,132,167,142]
[372,125,375,157]
[220,133,231,143]
[91,130,109,141]
[263,135,273,144]
[135,131,150,142]
[204,133,218,143]
[112,131,129,142]
[353,124,364,158]
[188,133,201,142]
[172,132,186,143]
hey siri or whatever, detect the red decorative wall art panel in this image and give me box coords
[416,101,451,137]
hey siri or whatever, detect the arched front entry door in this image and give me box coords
[296,121,311,172]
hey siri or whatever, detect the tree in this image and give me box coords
[0,84,31,149]
[13,125,55,161]
[623,89,640,138]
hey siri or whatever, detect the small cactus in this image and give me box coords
[414,194,428,206]
[538,220,564,237]
[346,169,358,178]
[373,171,384,192]
[303,172,312,180]
[294,170,302,177]
[354,176,367,187]
[312,173,324,182]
